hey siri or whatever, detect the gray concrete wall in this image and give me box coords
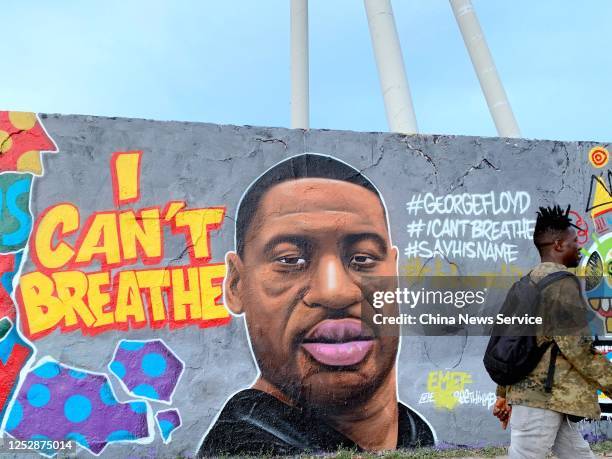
[0,112,610,457]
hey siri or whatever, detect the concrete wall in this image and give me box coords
[0,111,610,457]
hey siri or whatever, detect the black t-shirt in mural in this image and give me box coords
[198,389,435,456]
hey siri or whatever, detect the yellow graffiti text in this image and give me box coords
[18,264,228,339]
[426,370,473,410]
[32,205,224,270]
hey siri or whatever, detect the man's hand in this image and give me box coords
[492,396,512,430]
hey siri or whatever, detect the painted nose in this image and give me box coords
[303,254,362,309]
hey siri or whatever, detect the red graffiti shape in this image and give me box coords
[0,111,56,173]
[0,343,30,412]
[570,210,589,246]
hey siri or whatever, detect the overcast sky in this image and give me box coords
[3,1,611,142]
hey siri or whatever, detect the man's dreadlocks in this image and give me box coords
[533,204,579,253]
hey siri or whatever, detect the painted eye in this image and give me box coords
[585,251,603,291]
[350,254,376,268]
[277,256,306,266]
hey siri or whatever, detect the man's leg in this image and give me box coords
[551,416,595,459]
[508,405,562,459]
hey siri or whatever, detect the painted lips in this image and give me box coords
[301,318,374,366]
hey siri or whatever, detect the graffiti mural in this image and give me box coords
[0,319,33,421]
[589,146,609,169]
[581,170,612,335]
[577,147,612,417]
[418,370,496,411]
[0,111,56,175]
[4,358,152,456]
[0,111,57,444]
[404,191,535,263]
[17,151,230,340]
[0,174,32,254]
[0,251,23,319]
[155,409,181,444]
[0,111,609,456]
[198,154,436,454]
[108,339,184,403]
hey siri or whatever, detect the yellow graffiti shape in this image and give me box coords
[402,257,459,277]
[427,370,473,410]
[589,146,609,169]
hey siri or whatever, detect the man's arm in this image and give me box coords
[548,278,612,397]
[555,334,612,397]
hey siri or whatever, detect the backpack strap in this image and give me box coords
[535,271,580,394]
[536,270,578,291]
[544,343,559,393]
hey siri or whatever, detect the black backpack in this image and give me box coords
[483,271,577,392]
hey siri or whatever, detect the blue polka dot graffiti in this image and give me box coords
[155,409,181,444]
[4,359,152,455]
[109,339,185,404]
[2,337,187,455]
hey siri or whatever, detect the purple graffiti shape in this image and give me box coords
[109,339,184,403]
[4,359,150,456]
[155,409,181,443]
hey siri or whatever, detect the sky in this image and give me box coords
[2,0,611,142]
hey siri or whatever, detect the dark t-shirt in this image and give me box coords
[198,389,435,456]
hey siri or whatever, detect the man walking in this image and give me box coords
[494,205,612,459]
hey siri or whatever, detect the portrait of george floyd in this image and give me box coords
[198,153,435,456]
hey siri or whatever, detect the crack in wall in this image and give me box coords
[409,254,467,369]
[162,211,211,273]
[0,129,26,153]
[254,137,288,149]
[165,244,194,267]
[555,142,571,196]
[400,138,439,187]
[439,253,462,276]
[205,149,258,163]
[449,158,500,192]
[422,331,468,369]
[359,144,385,174]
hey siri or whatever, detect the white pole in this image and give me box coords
[291,0,309,129]
[364,0,418,134]
[450,0,520,138]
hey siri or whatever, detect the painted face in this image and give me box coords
[582,233,612,331]
[231,178,399,409]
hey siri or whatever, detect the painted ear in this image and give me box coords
[223,252,244,315]
[391,245,399,265]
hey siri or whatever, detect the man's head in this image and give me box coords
[533,204,581,268]
[225,154,399,410]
